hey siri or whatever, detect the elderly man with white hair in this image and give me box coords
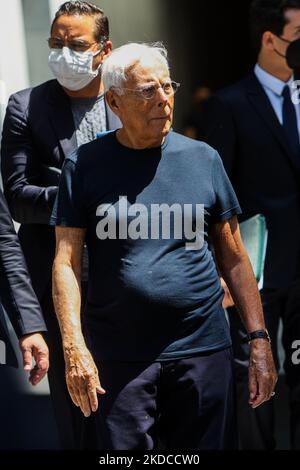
[50,42,277,450]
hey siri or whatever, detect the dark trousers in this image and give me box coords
[229,278,300,449]
[41,281,96,449]
[88,348,237,450]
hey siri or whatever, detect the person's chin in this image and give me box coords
[151,118,171,132]
[162,121,172,135]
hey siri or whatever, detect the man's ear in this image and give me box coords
[262,31,276,51]
[105,90,120,115]
[101,40,113,61]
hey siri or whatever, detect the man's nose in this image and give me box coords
[156,87,169,106]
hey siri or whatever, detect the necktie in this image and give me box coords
[282,85,300,159]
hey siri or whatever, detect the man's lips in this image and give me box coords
[151,115,171,120]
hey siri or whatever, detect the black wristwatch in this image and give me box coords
[244,329,271,344]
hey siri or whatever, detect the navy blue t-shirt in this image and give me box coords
[50,131,241,362]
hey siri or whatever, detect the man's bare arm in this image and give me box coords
[52,226,105,417]
[211,216,277,408]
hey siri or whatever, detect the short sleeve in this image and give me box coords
[50,154,87,228]
[211,151,242,222]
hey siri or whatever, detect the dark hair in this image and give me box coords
[51,1,109,43]
[250,0,300,54]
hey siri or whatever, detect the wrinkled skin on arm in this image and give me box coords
[52,227,106,417]
[211,216,278,409]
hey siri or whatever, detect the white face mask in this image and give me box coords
[48,46,102,91]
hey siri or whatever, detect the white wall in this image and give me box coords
[0,0,29,125]
[48,0,64,21]
[22,0,53,86]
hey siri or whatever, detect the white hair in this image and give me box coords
[102,42,169,92]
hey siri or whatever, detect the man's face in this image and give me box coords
[109,62,174,143]
[50,14,111,71]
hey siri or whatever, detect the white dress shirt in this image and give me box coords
[254,63,300,138]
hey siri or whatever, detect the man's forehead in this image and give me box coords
[126,63,170,84]
[284,8,300,29]
[52,14,96,38]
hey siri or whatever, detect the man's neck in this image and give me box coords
[257,56,293,83]
[116,128,165,150]
[63,76,104,99]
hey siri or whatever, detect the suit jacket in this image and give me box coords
[0,188,46,366]
[201,72,300,289]
[1,79,121,301]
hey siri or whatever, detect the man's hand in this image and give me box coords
[248,339,278,408]
[64,343,106,417]
[19,333,49,385]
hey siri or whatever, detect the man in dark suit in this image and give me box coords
[0,187,48,381]
[201,0,300,450]
[1,1,120,449]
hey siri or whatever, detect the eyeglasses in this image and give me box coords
[116,81,181,100]
[47,37,104,52]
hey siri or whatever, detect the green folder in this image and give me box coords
[239,214,268,289]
